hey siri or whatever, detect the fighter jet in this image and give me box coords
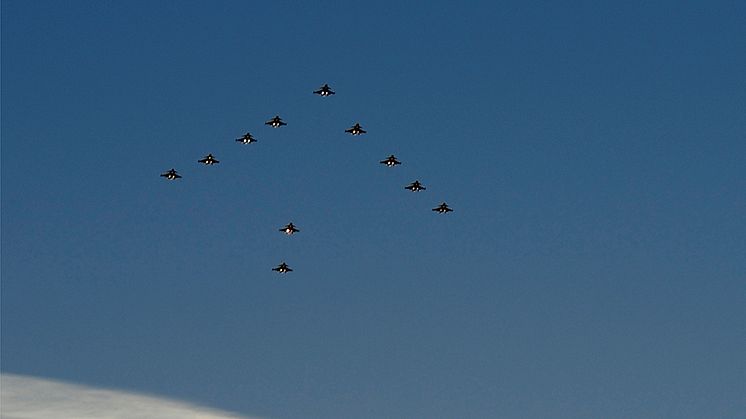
[313,83,335,96]
[345,123,366,136]
[273,262,293,273]
[405,180,426,192]
[380,155,401,167]
[432,202,453,213]
[160,168,182,180]
[280,222,300,235]
[198,154,219,165]
[236,132,257,144]
[265,115,286,128]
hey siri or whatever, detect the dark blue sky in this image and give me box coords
[2,1,744,418]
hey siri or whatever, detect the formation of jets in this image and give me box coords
[161,83,453,274]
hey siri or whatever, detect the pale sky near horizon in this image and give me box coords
[1,373,255,419]
[2,1,745,418]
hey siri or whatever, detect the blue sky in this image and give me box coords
[2,1,745,418]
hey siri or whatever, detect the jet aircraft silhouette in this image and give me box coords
[345,123,366,135]
[265,115,287,128]
[236,132,257,144]
[198,154,219,165]
[280,222,300,235]
[380,155,401,167]
[160,169,182,180]
[405,180,426,192]
[432,202,453,213]
[313,83,335,96]
[273,262,293,273]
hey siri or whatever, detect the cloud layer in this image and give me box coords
[1,373,257,419]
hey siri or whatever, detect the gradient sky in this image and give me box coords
[2,1,745,418]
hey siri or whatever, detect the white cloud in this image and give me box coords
[1,373,262,419]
